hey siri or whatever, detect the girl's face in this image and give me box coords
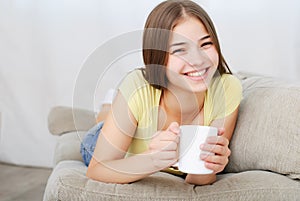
[166,17,219,93]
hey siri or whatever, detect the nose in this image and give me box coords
[182,46,212,69]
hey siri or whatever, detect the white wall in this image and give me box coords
[208,0,300,82]
[0,0,299,167]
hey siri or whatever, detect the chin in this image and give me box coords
[191,73,215,92]
[188,83,209,93]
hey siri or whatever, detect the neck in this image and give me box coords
[161,87,205,124]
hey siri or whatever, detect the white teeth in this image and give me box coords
[187,69,207,77]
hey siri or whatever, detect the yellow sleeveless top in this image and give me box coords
[119,69,242,175]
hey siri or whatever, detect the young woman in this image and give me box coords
[85,0,242,185]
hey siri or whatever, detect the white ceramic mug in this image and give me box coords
[178,125,218,174]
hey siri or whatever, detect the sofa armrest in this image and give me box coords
[48,106,96,136]
[53,131,86,165]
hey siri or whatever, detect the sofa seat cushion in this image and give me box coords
[44,160,300,201]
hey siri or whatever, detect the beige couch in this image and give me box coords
[43,72,300,201]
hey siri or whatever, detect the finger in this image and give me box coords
[200,154,228,165]
[152,158,177,170]
[160,131,180,143]
[200,144,229,156]
[205,136,229,147]
[217,127,225,136]
[166,122,180,134]
[150,141,178,151]
[161,141,178,151]
[204,162,225,174]
[158,150,178,160]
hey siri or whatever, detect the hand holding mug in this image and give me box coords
[148,122,180,171]
[200,128,231,174]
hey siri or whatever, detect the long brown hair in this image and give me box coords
[142,0,232,89]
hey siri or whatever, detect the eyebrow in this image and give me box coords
[199,35,210,41]
[169,35,211,47]
[169,42,186,47]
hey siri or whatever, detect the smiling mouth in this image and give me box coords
[184,68,208,77]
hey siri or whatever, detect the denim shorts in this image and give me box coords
[80,121,104,166]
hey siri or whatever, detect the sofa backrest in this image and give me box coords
[225,72,300,179]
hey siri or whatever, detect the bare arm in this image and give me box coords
[185,107,239,185]
[87,92,152,183]
[96,104,111,123]
[87,91,179,184]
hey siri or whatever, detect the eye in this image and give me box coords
[200,41,213,49]
[170,48,186,55]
